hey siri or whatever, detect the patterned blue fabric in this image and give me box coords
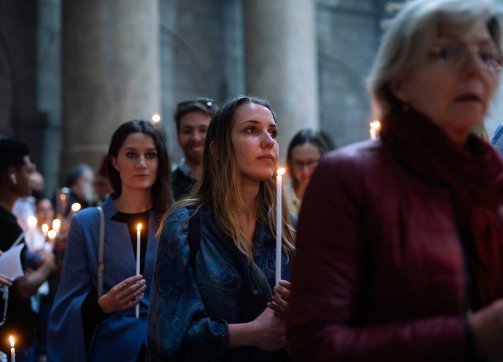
[147,205,291,361]
[491,123,503,156]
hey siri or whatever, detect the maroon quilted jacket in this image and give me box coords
[287,135,503,361]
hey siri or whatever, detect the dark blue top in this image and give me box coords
[147,205,291,361]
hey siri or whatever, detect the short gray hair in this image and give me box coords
[367,0,502,119]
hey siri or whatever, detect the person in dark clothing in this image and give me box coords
[0,137,57,362]
[172,97,217,200]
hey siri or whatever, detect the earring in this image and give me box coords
[10,174,16,185]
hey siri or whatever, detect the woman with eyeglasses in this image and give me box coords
[285,129,333,215]
[48,120,172,361]
[287,0,503,361]
[148,96,295,361]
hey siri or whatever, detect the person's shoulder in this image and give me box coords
[318,139,382,172]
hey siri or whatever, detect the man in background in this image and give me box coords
[172,97,217,200]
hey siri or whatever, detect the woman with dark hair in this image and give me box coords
[48,120,172,361]
[148,96,295,361]
[285,129,332,215]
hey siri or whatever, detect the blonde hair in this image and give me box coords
[161,96,295,260]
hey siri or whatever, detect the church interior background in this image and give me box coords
[1,0,503,195]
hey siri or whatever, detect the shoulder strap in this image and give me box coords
[188,208,200,269]
[97,206,105,297]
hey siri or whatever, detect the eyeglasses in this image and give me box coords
[291,159,320,170]
[176,98,215,113]
[428,43,503,74]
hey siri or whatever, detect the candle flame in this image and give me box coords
[27,216,37,228]
[48,229,57,240]
[71,203,81,212]
[9,335,14,348]
[52,218,61,232]
[152,113,161,124]
[41,224,49,234]
[137,223,142,231]
[277,167,286,176]
[370,120,381,131]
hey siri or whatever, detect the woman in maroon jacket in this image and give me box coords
[287,0,503,361]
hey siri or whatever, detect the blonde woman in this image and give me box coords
[148,96,295,361]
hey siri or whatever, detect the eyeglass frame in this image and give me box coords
[290,158,320,171]
[427,41,503,74]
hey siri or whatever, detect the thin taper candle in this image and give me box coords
[9,335,15,362]
[276,168,286,286]
[136,223,142,318]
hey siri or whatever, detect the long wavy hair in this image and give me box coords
[164,96,295,260]
[107,120,173,218]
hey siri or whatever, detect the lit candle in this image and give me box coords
[71,203,81,214]
[9,335,15,362]
[151,113,161,124]
[136,223,142,318]
[370,120,381,140]
[27,216,37,248]
[41,223,49,238]
[275,167,286,286]
[59,189,68,217]
[47,229,57,251]
[52,218,61,233]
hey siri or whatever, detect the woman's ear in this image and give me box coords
[110,156,119,171]
[389,80,410,103]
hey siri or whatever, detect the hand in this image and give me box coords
[470,299,503,358]
[53,232,67,254]
[98,275,146,314]
[39,249,58,273]
[268,280,291,319]
[0,276,12,287]
[250,307,286,352]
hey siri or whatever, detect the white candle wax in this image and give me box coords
[370,120,381,140]
[136,223,142,318]
[275,168,285,286]
[9,336,15,362]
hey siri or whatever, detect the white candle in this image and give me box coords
[370,120,381,140]
[41,223,49,237]
[27,216,37,248]
[275,168,286,286]
[52,218,61,233]
[136,223,142,318]
[9,336,15,362]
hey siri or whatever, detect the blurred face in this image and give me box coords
[36,198,54,225]
[231,103,279,184]
[177,111,211,167]
[290,143,321,189]
[12,156,35,198]
[391,21,501,144]
[73,168,95,202]
[111,132,159,193]
[94,175,112,201]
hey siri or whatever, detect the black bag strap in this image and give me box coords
[188,208,200,269]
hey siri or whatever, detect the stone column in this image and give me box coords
[62,0,161,174]
[244,0,319,160]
